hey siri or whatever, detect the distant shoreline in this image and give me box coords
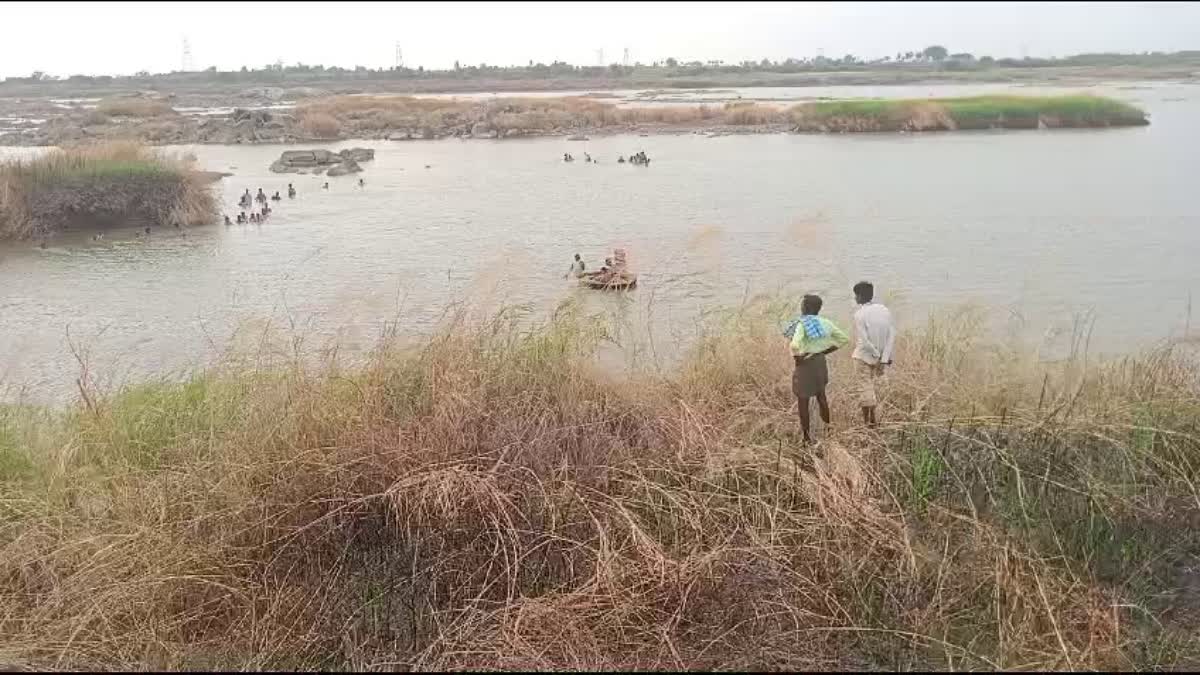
[0,90,1152,149]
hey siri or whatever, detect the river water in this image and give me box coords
[2,81,1198,402]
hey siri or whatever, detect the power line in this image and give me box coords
[181,36,194,72]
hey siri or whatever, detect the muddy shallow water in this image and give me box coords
[2,81,1198,402]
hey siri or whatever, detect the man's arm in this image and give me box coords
[854,311,881,361]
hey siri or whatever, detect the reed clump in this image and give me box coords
[791,94,1150,132]
[0,298,1197,670]
[0,141,216,239]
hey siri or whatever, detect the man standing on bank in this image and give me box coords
[789,294,850,445]
[851,281,896,428]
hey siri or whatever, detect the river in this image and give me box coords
[2,81,1198,402]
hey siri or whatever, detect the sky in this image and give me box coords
[3,1,1199,78]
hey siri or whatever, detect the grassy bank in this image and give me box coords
[95,96,178,118]
[791,94,1149,132]
[293,93,1145,141]
[0,142,216,240]
[299,95,792,138]
[1,299,1198,670]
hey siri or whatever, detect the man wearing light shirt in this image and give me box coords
[851,281,896,428]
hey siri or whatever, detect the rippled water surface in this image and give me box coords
[2,81,1198,401]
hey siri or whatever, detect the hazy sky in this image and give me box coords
[4,1,1199,78]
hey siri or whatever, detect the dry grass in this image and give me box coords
[0,141,216,239]
[0,298,1197,670]
[298,112,342,138]
[95,97,177,118]
[296,95,789,137]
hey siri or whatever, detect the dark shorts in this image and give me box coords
[792,353,829,399]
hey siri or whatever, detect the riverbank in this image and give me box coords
[0,93,1151,147]
[0,142,218,240]
[1,300,1197,670]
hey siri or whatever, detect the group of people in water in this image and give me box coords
[224,177,367,225]
[229,186,292,225]
[561,151,651,165]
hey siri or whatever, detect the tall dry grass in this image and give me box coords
[0,298,1197,670]
[95,97,178,118]
[298,112,342,139]
[0,142,217,239]
[295,95,791,137]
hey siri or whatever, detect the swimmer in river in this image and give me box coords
[358,178,364,188]
[323,182,329,189]
[256,188,267,204]
[224,215,233,226]
[288,184,296,198]
[271,191,281,201]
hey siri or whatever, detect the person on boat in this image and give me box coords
[271,191,282,201]
[597,257,614,281]
[789,294,850,445]
[287,183,296,198]
[565,253,586,279]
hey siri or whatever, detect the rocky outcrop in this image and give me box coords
[326,159,362,176]
[338,147,374,162]
[269,147,374,174]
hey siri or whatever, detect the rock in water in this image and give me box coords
[326,159,362,177]
[269,149,347,173]
[337,147,375,163]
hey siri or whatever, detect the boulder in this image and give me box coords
[269,149,345,174]
[239,87,286,101]
[337,147,375,162]
[326,158,362,177]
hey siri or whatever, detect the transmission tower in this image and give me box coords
[395,42,403,68]
[181,36,194,72]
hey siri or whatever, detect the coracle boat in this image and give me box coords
[579,271,638,290]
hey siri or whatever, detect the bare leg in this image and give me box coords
[797,396,813,443]
[815,390,831,425]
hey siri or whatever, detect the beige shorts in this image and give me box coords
[855,361,885,407]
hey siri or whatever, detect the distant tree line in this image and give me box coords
[8,48,1200,85]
